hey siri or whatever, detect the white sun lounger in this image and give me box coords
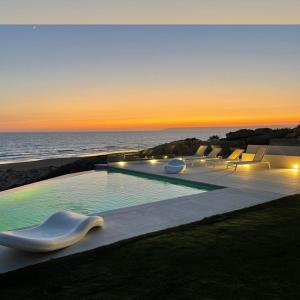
[227,147,271,171]
[0,211,104,252]
[194,145,208,157]
[206,148,245,167]
[199,147,222,160]
[184,145,208,160]
[185,147,222,166]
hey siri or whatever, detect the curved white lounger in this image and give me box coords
[0,211,104,252]
[165,159,186,174]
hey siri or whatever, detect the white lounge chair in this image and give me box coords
[227,147,271,171]
[0,211,104,252]
[165,159,186,174]
[184,145,208,160]
[194,145,208,157]
[206,148,245,167]
[186,147,222,166]
[200,147,222,160]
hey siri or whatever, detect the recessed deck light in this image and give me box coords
[149,159,158,164]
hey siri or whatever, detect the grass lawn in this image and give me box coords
[1,194,300,299]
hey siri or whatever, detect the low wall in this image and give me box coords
[246,145,300,156]
[242,145,300,169]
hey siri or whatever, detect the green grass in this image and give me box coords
[1,194,300,299]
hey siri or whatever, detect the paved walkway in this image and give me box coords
[1,160,298,273]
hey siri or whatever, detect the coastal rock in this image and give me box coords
[244,135,271,145]
[141,138,205,157]
[253,128,273,135]
[226,129,255,141]
[141,138,245,158]
[295,125,300,137]
[271,128,293,138]
[226,127,294,144]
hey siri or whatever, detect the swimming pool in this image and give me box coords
[0,170,219,231]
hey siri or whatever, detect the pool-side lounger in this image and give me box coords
[206,148,245,167]
[0,211,104,252]
[185,147,222,166]
[227,147,271,171]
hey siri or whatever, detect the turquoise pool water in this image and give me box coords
[0,170,212,231]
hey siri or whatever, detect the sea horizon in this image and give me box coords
[0,124,297,164]
[0,123,296,133]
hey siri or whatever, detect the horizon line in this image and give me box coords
[0,123,298,133]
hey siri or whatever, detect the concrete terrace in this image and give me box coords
[0,159,299,273]
[111,159,300,195]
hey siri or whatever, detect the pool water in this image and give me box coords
[0,170,210,231]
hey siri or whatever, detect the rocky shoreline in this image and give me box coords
[142,125,300,158]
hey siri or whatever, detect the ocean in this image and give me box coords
[0,126,277,164]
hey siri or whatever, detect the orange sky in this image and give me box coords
[1,86,299,131]
[1,25,299,131]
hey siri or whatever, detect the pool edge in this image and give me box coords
[107,165,225,191]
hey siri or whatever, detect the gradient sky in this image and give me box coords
[0,25,299,131]
[0,0,299,24]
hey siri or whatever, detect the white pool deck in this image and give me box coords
[0,160,299,273]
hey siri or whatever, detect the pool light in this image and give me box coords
[293,164,299,170]
[118,161,126,166]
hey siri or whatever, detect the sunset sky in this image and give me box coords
[0,25,299,131]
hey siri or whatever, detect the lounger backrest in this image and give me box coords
[207,147,222,158]
[253,147,267,162]
[195,145,208,156]
[228,149,245,160]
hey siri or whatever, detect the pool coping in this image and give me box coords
[107,165,225,191]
